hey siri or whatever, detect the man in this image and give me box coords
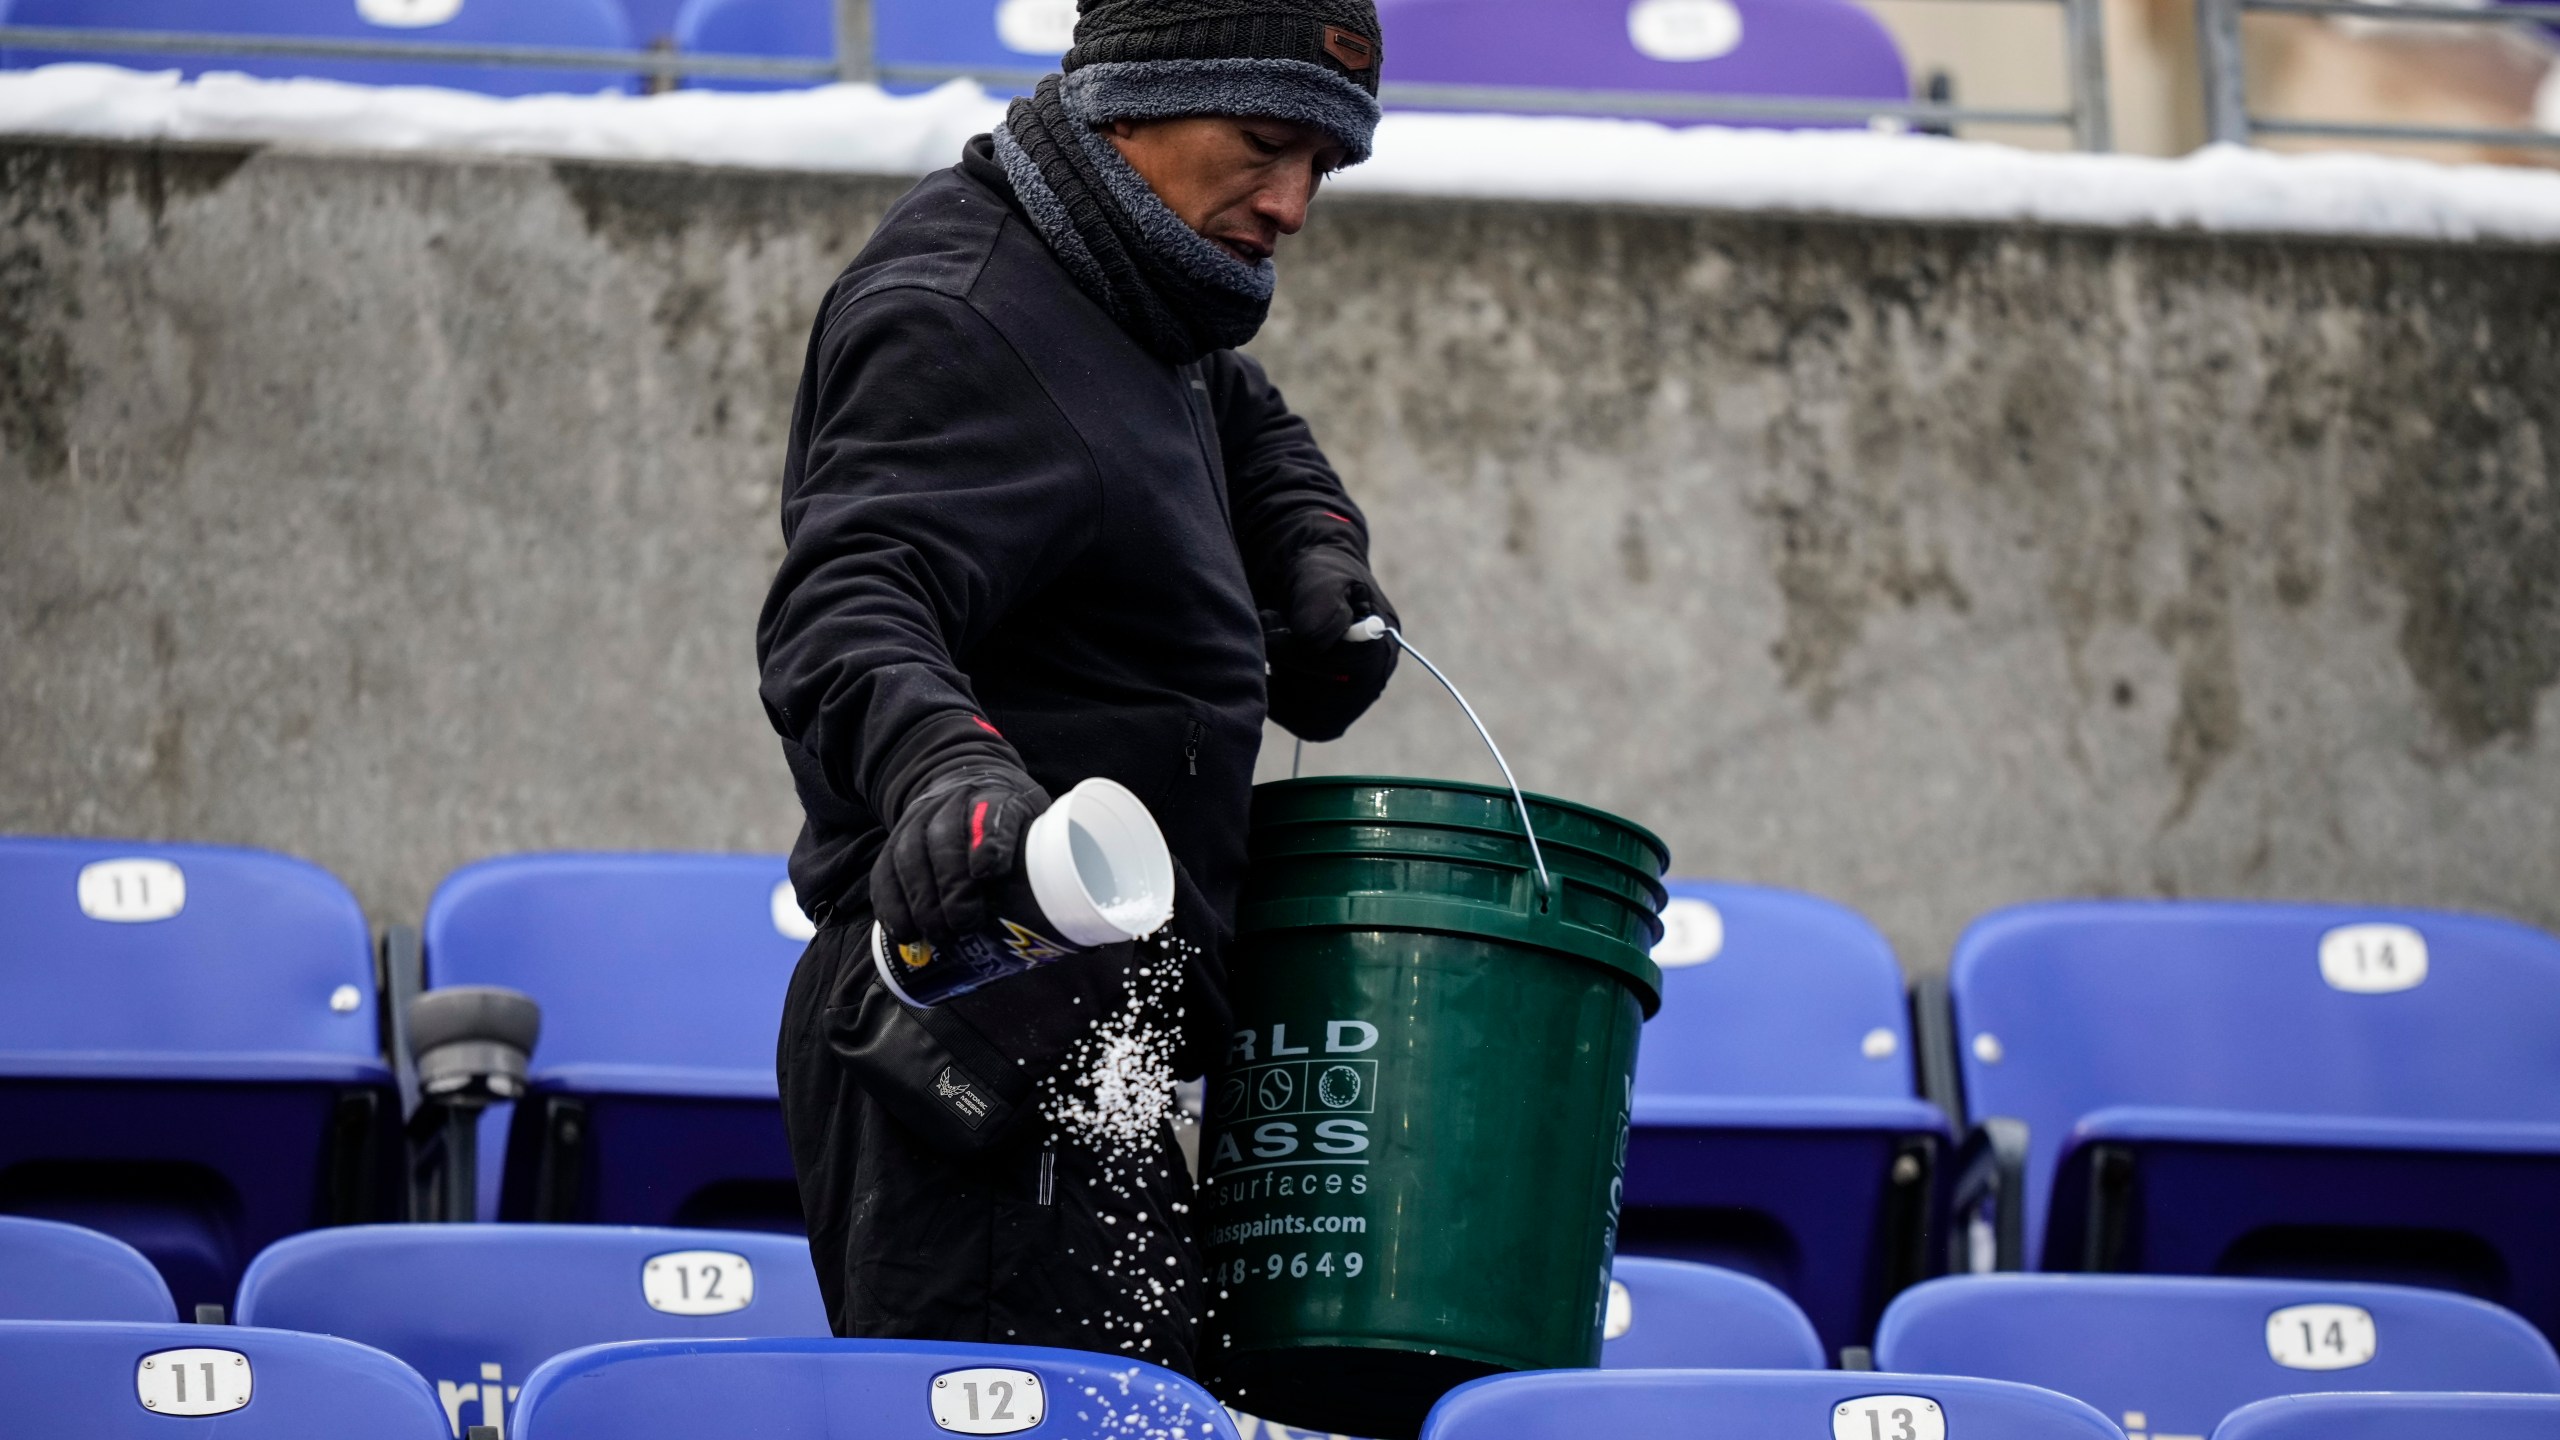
[758,0,1397,1378]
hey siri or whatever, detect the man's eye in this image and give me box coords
[1242,130,1285,155]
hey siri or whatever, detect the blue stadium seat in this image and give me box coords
[1621,881,1948,1355]
[2212,1391,2560,1440]
[1940,901,2560,1344]
[1375,0,1910,127]
[1875,1274,2560,1439]
[510,1336,1245,1440]
[1602,1256,1825,1369]
[1418,1367,2121,1440]
[0,838,398,1313]
[0,1215,178,1322]
[671,0,1067,94]
[421,853,811,1230]
[235,1224,827,1437]
[0,1318,450,1436]
[620,0,687,48]
[0,0,640,96]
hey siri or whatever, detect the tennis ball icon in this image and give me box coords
[1256,1069,1295,1111]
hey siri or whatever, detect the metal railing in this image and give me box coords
[0,0,2114,151]
[2197,0,2560,151]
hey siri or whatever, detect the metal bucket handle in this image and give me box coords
[1349,618,1556,905]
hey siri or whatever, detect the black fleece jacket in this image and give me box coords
[756,135,1379,1042]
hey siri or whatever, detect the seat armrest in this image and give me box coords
[1908,973,1964,1132]
[378,924,424,1120]
[1948,1116,2028,1272]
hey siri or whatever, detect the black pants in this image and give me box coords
[777,912,1210,1372]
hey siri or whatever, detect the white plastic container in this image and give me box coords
[872,776,1175,1007]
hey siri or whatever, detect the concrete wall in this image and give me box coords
[5,136,2557,971]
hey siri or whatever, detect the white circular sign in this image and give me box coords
[1833,1395,1945,1440]
[356,0,463,29]
[1603,1279,1635,1339]
[931,1367,1046,1435]
[1652,897,1725,968]
[77,858,185,923]
[1627,0,1744,62]
[2318,923,2427,994]
[138,1348,250,1416]
[995,0,1078,55]
[642,1250,756,1316]
[771,879,818,942]
[2267,1303,2378,1370]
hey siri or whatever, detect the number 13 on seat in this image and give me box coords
[1836,1395,1947,1440]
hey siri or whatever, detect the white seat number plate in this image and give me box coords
[932,1367,1044,1435]
[1651,897,1724,968]
[78,859,185,923]
[356,0,463,28]
[138,1348,250,1416]
[995,0,1077,54]
[1627,0,1744,61]
[2266,1303,2376,1370]
[642,1250,755,1315]
[2318,924,2427,993]
[1834,1395,1945,1440]
[771,879,818,941]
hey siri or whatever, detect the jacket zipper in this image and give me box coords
[1037,1145,1056,1206]
[1184,721,1203,776]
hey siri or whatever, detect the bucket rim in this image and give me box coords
[1237,896,1667,1016]
[1251,775,1670,873]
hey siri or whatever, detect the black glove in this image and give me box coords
[1268,545,1400,742]
[870,765,1051,954]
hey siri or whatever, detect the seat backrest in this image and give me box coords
[422,854,810,1098]
[1948,901,2560,1260]
[1877,1274,2560,1438]
[1636,881,1919,1109]
[236,1224,826,1433]
[1419,1367,2120,1440]
[511,1337,1245,1439]
[1602,1256,1824,1369]
[672,0,1064,93]
[0,1216,178,1322]
[0,837,384,1085]
[0,0,635,94]
[876,0,1072,76]
[0,1319,449,1435]
[2212,1391,2560,1440]
[620,0,688,46]
[1375,0,1909,110]
[672,0,827,61]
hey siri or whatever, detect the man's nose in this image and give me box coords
[1255,165,1317,236]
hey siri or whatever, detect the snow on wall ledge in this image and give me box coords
[4,62,2560,244]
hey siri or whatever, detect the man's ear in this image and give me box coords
[1109,118,1140,139]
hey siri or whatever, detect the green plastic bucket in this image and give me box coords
[1201,776,1668,1439]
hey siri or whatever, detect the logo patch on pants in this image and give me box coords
[934,1065,993,1128]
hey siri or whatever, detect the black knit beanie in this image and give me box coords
[1058,0,1384,164]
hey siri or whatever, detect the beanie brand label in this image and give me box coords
[1321,25,1376,71]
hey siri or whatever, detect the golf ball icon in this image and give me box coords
[1256,1069,1295,1111]
[1317,1065,1363,1109]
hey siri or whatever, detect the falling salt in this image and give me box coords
[1038,934,1199,1157]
